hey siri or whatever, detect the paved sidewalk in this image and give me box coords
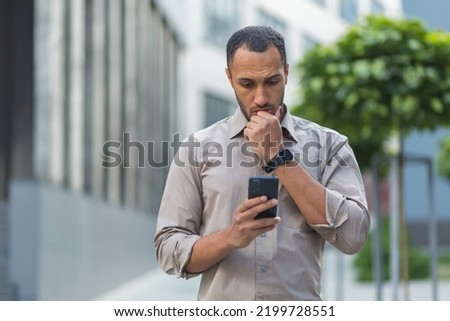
[97,247,450,301]
[96,268,200,301]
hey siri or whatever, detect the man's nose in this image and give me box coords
[253,86,269,107]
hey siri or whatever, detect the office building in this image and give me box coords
[0,0,180,300]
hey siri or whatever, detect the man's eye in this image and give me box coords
[267,79,279,86]
[241,82,253,88]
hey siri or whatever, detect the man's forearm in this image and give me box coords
[275,159,370,253]
[274,160,327,225]
[184,229,235,274]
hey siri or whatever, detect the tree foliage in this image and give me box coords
[292,15,450,168]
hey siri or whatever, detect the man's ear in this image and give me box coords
[225,68,232,84]
[284,63,289,84]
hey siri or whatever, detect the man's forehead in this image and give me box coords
[230,45,283,67]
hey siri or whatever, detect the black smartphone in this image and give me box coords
[248,176,279,219]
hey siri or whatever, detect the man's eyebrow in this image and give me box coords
[236,77,254,82]
[237,74,282,82]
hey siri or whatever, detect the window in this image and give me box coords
[256,9,287,36]
[203,0,239,47]
[204,93,234,127]
[371,0,384,14]
[311,0,326,7]
[301,33,319,55]
[339,0,358,23]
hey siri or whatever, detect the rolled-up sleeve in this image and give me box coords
[154,139,203,279]
[310,140,370,254]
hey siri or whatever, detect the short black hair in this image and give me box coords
[226,25,287,68]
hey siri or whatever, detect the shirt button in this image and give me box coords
[260,266,267,273]
[260,232,267,237]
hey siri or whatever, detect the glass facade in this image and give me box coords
[339,0,358,23]
[203,0,239,47]
[371,0,384,14]
[257,9,287,36]
[311,0,326,7]
[33,0,180,213]
[203,92,234,127]
[301,33,319,55]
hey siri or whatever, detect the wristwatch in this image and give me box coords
[263,148,294,173]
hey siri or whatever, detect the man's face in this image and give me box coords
[226,45,289,121]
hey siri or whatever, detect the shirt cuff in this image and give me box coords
[175,235,202,279]
[309,189,349,243]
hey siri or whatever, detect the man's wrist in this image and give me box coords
[263,148,294,173]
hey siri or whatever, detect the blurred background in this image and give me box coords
[1,0,449,301]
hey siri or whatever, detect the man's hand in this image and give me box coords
[225,196,280,249]
[244,106,283,163]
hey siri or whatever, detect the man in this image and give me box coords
[154,26,370,300]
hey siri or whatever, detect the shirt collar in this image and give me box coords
[228,105,298,143]
[280,106,298,143]
[229,108,249,139]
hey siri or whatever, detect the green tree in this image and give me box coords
[293,15,450,296]
[293,15,450,169]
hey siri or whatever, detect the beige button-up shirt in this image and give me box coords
[154,107,370,300]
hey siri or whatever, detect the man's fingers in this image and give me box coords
[237,196,268,213]
[241,196,278,219]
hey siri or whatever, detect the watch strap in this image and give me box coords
[263,149,293,173]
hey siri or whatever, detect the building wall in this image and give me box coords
[0,203,7,300]
[402,0,450,223]
[3,0,181,300]
[404,129,450,221]
[8,180,156,300]
[0,0,35,301]
[0,0,10,300]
